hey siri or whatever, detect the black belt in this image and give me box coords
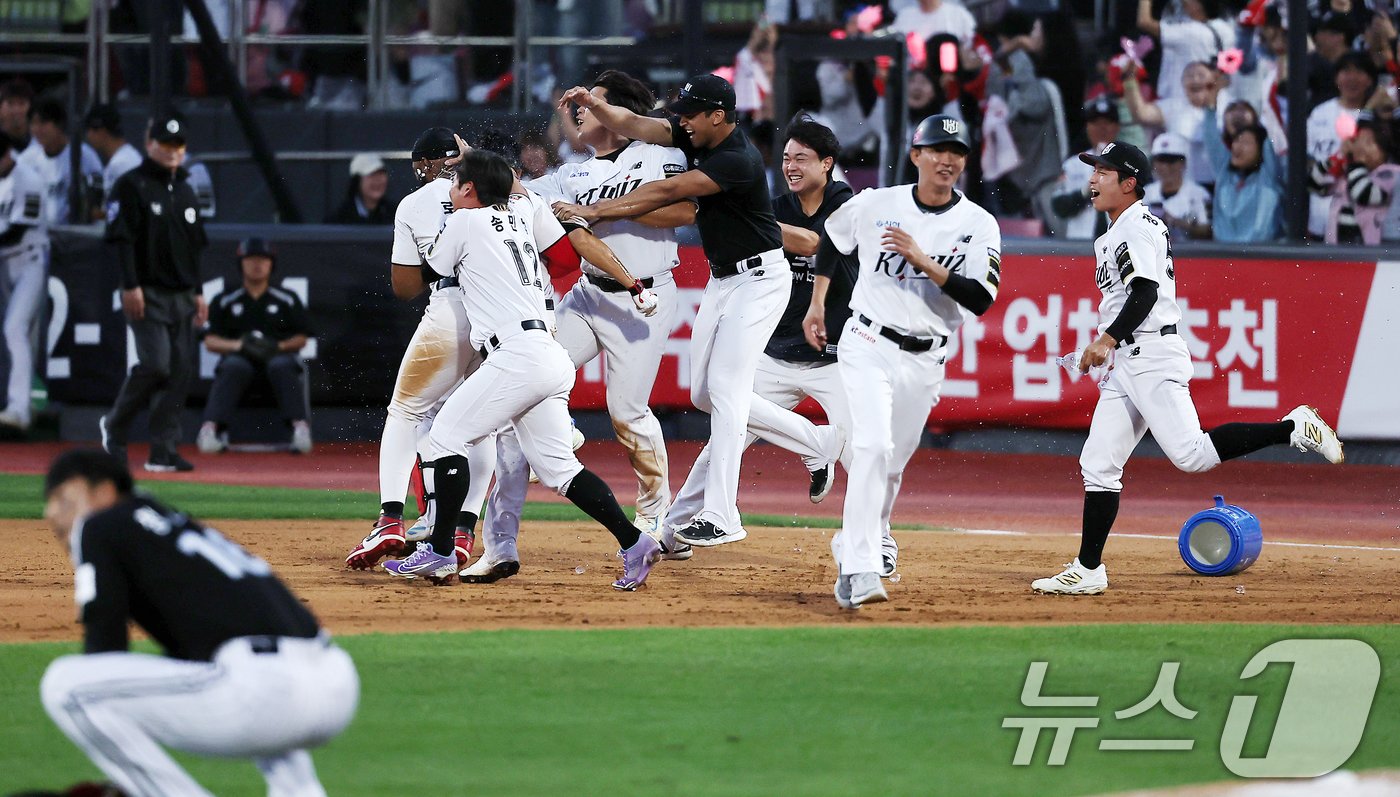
[857,314,945,352]
[1118,324,1178,348]
[709,255,763,279]
[587,274,654,293]
[479,319,548,360]
[434,276,459,291]
[241,633,327,655]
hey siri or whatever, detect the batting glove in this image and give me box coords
[631,283,659,317]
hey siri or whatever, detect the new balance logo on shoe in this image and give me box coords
[1058,572,1083,585]
[1305,423,1323,445]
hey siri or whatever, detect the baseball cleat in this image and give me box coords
[454,529,475,566]
[345,514,406,569]
[613,533,663,591]
[459,557,521,583]
[633,513,663,536]
[144,451,194,472]
[834,571,858,610]
[880,536,899,578]
[0,408,30,431]
[1285,405,1344,464]
[570,419,585,451]
[809,461,836,504]
[1032,559,1108,595]
[675,519,747,548]
[405,516,432,542]
[848,572,888,606]
[383,542,459,583]
[659,537,693,561]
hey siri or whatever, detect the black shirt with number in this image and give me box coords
[105,158,208,292]
[73,495,319,661]
[207,284,314,342]
[766,179,856,363]
[669,119,782,266]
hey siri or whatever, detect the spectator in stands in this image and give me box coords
[987,24,1063,234]
[1304,12,1358,109]
[84,104,142,203]
[889,0,977,46]
[1203,97,1283,242]
[1123,61,1221,188]
[198,238,313,455]
[1051,97,1121,239]
[1322,112,1400,244]
[1307,51,1380,236]
[22,100,104,225]
[1138,0,1225,101]
[735,17,778,124]
[326,153,395,225]
[1144,132,1213,240]
[0,80,35,155]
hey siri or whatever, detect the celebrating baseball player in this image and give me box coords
[1032,142,1345,596]
[526,69,695,536]
[665,116,854,556]
[812,115,1002,609]
[0,131,49,431]
[40,449,358,796]
[388,150,663,590]
[557,73,829,553]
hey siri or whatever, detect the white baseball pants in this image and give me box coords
[672,250,790,532]
[41,635,358,797]
[667,354,850,533]
[833,319,945,576]
[2,239,47,420]
[1080,334,1221,492]
[555,272,677,519]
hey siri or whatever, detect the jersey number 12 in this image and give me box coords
[504,240,543,290]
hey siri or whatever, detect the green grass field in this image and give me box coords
[4,477,1394,795]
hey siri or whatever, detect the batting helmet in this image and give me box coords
[911,114,972,154]
[411,127,459,161]
[236,237,276,271]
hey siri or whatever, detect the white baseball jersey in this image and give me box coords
[0,157,48,245]
[18,142,103,225]
[1092,200,1182,336]
[101,143,142,200]
[426,203,549,349]
[824,186,1001,338]
[391,176,454,267]
[526,139,686,279]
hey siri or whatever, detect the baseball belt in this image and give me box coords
[709,255,763,279]
[478,319,548,360]
[587,274,655,293]
[857,314,945,353]
[433,276,459,291]
[1117,324,1178,349]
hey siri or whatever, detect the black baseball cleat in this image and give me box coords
[674,518,747,548]
[145,450,194,473]
[809,462,835,503]
[459,559,521,584]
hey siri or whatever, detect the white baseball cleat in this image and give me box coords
[1032,559,1108,595]
[834,570,858,610]
[848,572,888,606]
[1284,405,1344,464]
[633,513,662,536]
[570,419,585,451]
[405,516,432,542]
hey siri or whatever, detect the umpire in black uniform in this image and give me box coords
[39,449,358,795]
[99,115,207,473]
[197,237,314,455]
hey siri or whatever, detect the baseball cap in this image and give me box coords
[85,103,122,135]
[149,114,187,145]
[349,152,386,178]
[910,114,972,154]
[1084,97,1120,123]
[1079,140,1152,184]
[1150,132,1188,160]
[236,237,276,262]
[668,74,737,116]
[410,126,459,161]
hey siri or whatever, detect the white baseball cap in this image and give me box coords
[1150,132,1188,160]
[349,153,387,178]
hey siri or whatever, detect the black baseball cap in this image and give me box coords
[1084,97,1120,123]
[85,103,122,135]
[910,114,972,154]
[668,74,736,116]
[1079,140,1152,184]
[236,237,275,262]
[149,114,187,145]
[411,126,459,161]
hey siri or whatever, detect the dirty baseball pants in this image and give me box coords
[105,287,197,459]
[41,634,358,797]
[833,318,945,576]
[2,237,46,420]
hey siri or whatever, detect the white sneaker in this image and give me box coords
[849,572,888,606]
[1284,405,1344,464]
[0,408,30,431]
[290,421,313,454]
[196,423,226,454]
[405,516,432,542]
[1032,558,1108,595]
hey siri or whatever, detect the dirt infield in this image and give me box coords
[7,517,1399,644]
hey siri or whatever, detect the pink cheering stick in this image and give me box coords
[1336,113,1359,141]
[906,31,928,70]
[939,40,958,73]
[854,4,883,33]
[1217,48,1244,75]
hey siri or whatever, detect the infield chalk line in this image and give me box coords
[957,529,1400,553]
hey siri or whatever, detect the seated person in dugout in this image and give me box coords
[198,237,314,454]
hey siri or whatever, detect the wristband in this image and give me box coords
[628,279,645,296]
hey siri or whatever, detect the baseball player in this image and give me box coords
[22,99,104,225]
[40,449,358,796]
[557,74,824,551]
[664,116,855,556]
[0,132,48,431]
[1032,142,1345,596]
[814,115,1002,609]
[387,150,663,590]
[526,69,695,536]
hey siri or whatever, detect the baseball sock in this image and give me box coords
[1208,422,1292,462]
[1077,490,1120,571]
[420,460,435,518]
[380,501,404,518]
[428,455,470,557]
[456,510,478,533]
[565,469,642,549]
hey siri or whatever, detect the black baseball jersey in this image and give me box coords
[72,495,319,661]
[105,158,208,291]
[207,284,313,342]
[669,118,782,266]
[767,179,855,363]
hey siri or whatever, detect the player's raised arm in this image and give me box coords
[558,86,673,145]
[555,169,721,225]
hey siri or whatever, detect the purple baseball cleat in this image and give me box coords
[383,542,459,584]
[612,534,662,591]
